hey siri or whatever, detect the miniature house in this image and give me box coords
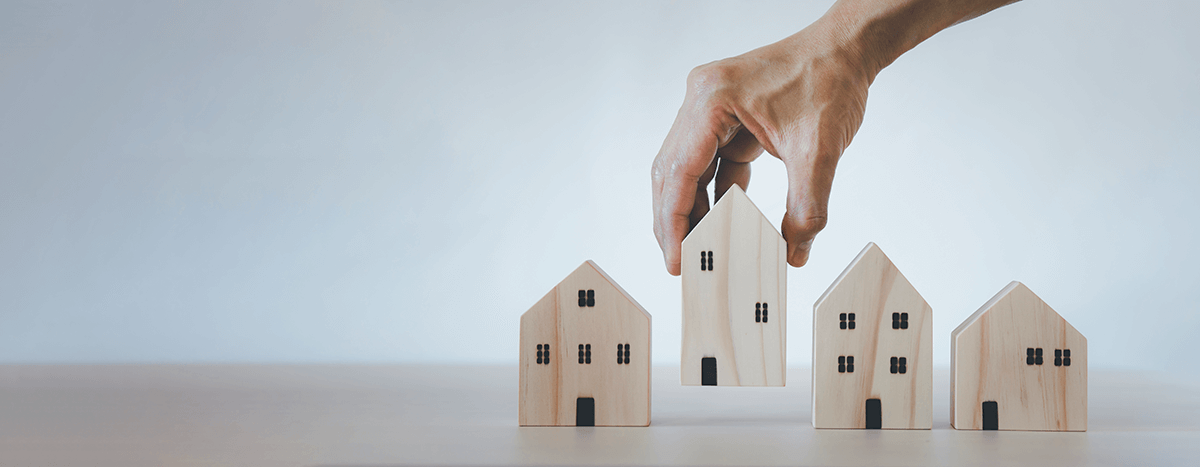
[518,260,651,426]
[812,243,932,429]
[681,184,786,386]
[951,281,1087,431]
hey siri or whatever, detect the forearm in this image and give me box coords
[791,0,1017,79]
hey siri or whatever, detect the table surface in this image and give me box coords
[2,365,1198,466]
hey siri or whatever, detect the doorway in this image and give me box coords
[865,399,881,429]
[576,397,595,426]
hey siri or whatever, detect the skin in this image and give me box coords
[651,0,1017,276]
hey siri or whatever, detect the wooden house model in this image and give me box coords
[681,184,787,386]
[951,281,1087,431]
[518,260,651,426]
[812,243,932,429]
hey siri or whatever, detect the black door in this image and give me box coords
[701,357,717,386]
[982,401,998,430]
[576,397,595,426]
[865,399,882,429]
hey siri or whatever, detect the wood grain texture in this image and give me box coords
[681,184,787,386]
[951,281,1087,431]
[519,260,651,426]
[812,243,932,429]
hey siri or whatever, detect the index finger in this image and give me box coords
[651,105,735,276]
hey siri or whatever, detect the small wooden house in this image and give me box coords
[812,243,932,429]
[951,281,1087,431]
[518,260,651,426]
[681,184,787,386]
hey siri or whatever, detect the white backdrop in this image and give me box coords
[1,1,1197,375]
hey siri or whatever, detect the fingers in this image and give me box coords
[781,149,838,267]
[713,128,762,201]
[689,158,718,231]
[651,114,726,276]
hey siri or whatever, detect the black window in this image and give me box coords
[755,302,769,323]
[892,312,909,329]
[578,344,591,364]
[700,251,714,271]
[890,356,907,374]
[577,289,595,307]
[1026,347,1044,365]
[536,344,551,365]
[838,355,855,373]
[616,343,630,364]
[840,313,855,330]
[1054,349,1072,367]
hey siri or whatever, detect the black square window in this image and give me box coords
[838,356,854,373]
[890,356,908,374]
[1055,348,1072,366]
[578,344,591,364]
[1027,347,1044,365]
[840,313,855,330]
[892,312,909,329]
[577,289,595,307]
[700,251,714,271]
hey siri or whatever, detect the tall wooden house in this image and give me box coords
[812,243,932,429]
[681,184,787,386]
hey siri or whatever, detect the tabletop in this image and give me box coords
[2,364,1197,466]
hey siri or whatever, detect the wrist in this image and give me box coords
[808,0,968,79]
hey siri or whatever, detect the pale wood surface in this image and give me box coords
[1,365,1196,466]
[519,260,651,426]
[812,243,933,429]
[951,281,1087,431]
[681,185,787,386]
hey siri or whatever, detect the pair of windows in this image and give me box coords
[616,344,630,364]
[1026,348,1044,365]
[535,344,551,365]
[578,344,591,364]
[755,303,769,323]
[699,251,714,271]
[577,290,595,307]
[1054,349,1072,366]
[892,312,909,329]
[835,356,909,374]
[839,313,856,330]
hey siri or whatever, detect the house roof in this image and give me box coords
[951,281,1081,338]
[580,260,651,321]
[519,260,651,321]
[682,184,780,244]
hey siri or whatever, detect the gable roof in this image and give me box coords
[683,184,780,243]
[580,260,651,321]
[520,260,651,321]
[814,242,926,309]
[952,281,1080,337]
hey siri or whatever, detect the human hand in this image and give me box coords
[650,18,875,275]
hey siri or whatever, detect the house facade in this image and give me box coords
[681,184,787,386]
[951,281,1087,431]
[518,260,651,426]
[812,243,932,429]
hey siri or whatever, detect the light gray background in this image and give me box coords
[1,1,1196,374]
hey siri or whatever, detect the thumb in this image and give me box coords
[781,149,838,267]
